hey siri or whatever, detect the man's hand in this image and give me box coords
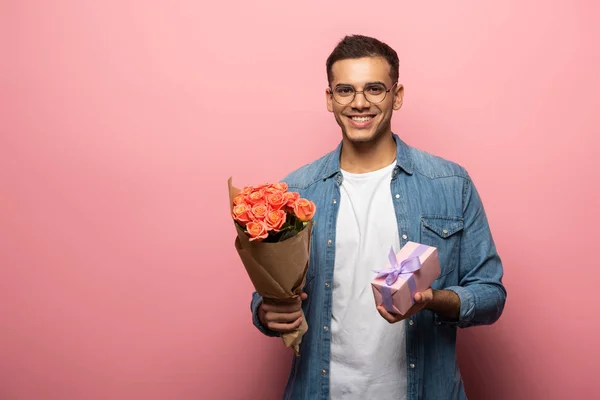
[258,293,308,333]
[376,288,461,323]
[377,288,434,324]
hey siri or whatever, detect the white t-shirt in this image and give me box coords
[329,160,407,400]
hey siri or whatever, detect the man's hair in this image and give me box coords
[326,35,399,85]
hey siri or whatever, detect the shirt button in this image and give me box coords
[333,199,337,204]
[323,326,329,332]
[321,369,328,375]
[327,239,332,245]
[395,194,400,199]
[402,234,408,240]
[410,363,415,369]
[325,282,330,288]
[442,229,448,234]
[409,320,414,326]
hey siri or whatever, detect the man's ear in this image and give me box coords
[393,84,404,110]
[326,88,334,112]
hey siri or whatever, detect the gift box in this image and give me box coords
[371,241,441,316]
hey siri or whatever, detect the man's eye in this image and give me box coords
[366,85,385,94]
[335,87,354,96]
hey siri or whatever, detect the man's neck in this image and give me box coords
[339,133,397,174]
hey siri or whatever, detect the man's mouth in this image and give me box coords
[346,114,377,128]
[350,116,374,122]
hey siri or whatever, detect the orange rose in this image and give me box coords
[232,203,252,225]
[246,221,268,241]
[284,191,300,207]
[265,209,286,231]
[293,198,316,221]
[271,182,288,192]
[266,192,286,210]
[250,203,268,220]
[240,186,253,196]
[233,194,247,206]
[247,189,265,205]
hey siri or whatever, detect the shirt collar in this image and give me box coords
[321,133,414,180]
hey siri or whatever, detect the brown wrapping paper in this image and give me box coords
[228,177,311,355]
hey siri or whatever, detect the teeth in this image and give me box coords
[351,116,373,122]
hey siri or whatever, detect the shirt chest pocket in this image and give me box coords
[419,216,464,282]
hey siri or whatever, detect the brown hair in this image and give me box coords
[326,35,399,85]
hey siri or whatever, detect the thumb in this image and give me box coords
[414,288,433,303]
[300,292,308,301]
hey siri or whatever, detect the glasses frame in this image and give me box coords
[329,82,398,105]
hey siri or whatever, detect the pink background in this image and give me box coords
[2,1,598,399]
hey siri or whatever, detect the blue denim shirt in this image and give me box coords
[250,134,506,400]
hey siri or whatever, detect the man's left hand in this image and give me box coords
[376,288,434,324]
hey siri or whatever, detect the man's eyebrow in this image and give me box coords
[365,81,386,86]
[334,81,386,88]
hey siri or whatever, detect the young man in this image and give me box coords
[250,35,506,400]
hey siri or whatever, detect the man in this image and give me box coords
[249,34,506,400]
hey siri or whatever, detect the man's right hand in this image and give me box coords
[258,293,308,333]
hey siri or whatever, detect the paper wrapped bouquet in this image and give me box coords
[228,177,315,355]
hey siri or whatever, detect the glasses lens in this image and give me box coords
[333,86,355,105]
[364,84,387,103]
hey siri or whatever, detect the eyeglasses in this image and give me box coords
[329,82,397,105]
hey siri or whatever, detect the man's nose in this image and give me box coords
[350,91,371,110]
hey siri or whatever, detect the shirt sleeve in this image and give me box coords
[436,175,507,328]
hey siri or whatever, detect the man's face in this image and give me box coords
[326,57,404,144]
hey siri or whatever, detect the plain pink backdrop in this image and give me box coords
[2,1,599,399]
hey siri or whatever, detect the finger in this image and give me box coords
[377,305,401,324]
[265,310,303,324]
[263,296,301,306]
[268,316,303,333]
[262,300,302,314]
[300,292,308,301]
[414,289,434,303]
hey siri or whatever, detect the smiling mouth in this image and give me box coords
[348,115,375,122]
[350,116,374,122]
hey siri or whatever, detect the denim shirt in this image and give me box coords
[250,134,506,400]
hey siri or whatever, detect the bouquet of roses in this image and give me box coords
[228,177,315,355]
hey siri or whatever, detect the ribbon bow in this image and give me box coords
[375,247,423,286]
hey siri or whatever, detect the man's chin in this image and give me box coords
[343,127,377,143]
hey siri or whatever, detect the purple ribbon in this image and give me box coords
[375,244,429,313]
